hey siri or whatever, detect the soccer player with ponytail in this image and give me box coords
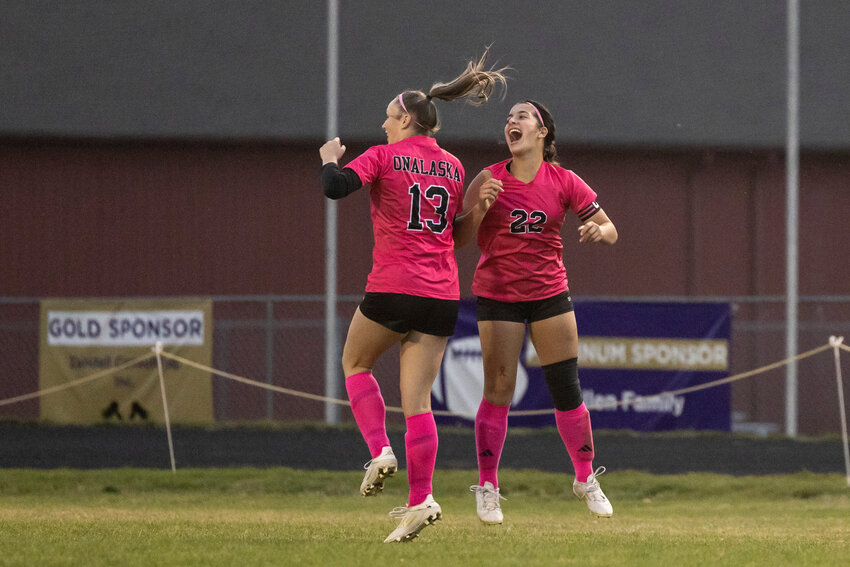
[455,100,618,524]
[319,48,507,543]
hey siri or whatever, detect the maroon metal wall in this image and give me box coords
[2,140,848,298]
[1,142,324,296]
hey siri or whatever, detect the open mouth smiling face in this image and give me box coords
[504,103,542,148]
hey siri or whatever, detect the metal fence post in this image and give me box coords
[266,300,274,420]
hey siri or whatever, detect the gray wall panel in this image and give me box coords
[800,0,850,147]
[1,1,848,148]
[338,0,792,146]
[0,0,325,139]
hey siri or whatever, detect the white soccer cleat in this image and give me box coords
[572,466,613,517]
[383,494,442,543]
[360,446,397,497]
[470,481,505,524]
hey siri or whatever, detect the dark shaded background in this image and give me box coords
[2,423,845,475]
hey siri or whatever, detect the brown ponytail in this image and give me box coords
[524,99,559,166]
[397,46,509,135]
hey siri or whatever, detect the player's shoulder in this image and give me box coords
[354,142,390,162]
[543,160,573,176]
[438,146,462,166]
[366,142,392,155]
[428,139,459,161]
[544,162,584,186]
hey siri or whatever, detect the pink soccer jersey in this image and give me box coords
[344,136,465,300]
[472,159,599,302]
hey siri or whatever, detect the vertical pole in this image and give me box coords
[154,342,177,474]
[266,300,274,420]
[785,0,800,437]
[324,0,341,425]
[828,337,850,488]
[218,327,228,421]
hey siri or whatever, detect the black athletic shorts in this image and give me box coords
[359,292,459,337]
[476,290,574,323]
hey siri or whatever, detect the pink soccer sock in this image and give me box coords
[555,402,595,482]
[405,411,438,507]
[475,398,510,488]
[345,372,390,459]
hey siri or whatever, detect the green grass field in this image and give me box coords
[1,467,848,566]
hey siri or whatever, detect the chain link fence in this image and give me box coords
[1,295,848,435]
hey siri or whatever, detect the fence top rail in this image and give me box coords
[0,295,332,303]
[2,295,850,305]
[572,295,850,304]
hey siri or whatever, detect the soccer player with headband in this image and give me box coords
[319,47,508,543]
[454,99,619,524]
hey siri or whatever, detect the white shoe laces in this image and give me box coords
[364,453,391,472]
[583,466,609,502]
[389,497,435,520]
[364,448,395,470]
[470,484,506,511]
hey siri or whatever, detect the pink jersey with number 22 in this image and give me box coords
[472,159,598,302]
[345,136,465,300]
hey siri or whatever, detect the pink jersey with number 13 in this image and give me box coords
[345,136,465,300]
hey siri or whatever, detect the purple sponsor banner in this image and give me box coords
[432,301,731,431]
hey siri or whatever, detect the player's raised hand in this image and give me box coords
[320,137,346,164]
[478,177,503,208]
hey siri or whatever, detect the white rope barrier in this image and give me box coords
[511,343,835,416]
[157,343,836,418]
[0,339,845,427]
[158,350,356,407]
[0,352,155,407]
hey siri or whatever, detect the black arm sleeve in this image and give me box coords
[321,163,363,199]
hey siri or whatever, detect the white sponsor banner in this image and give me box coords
[46,310,205,346]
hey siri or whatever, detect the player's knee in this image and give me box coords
[341,352,371,378]
[483,377,515,406]
[543,357,583,411]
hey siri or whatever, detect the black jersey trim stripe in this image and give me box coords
[577,201,601,221]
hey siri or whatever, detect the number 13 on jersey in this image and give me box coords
[407,183,450,234]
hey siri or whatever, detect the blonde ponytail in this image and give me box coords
[396,47,509,135]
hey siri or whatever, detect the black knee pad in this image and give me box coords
[543,357,583,411]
